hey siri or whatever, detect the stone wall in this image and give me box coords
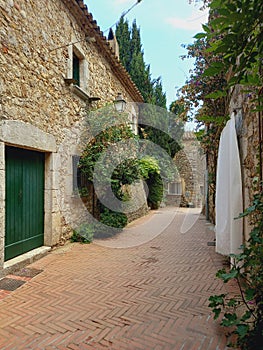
[229,85,262,241]
[166,132,206,208]
[0,0,146,266]
[200,86,261,229]
[0,0,138,139]
[123,182,149,223]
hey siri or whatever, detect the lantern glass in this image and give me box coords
[114,93,126,112]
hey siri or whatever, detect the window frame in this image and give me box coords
[66,42,89,97]
[168,181,182,195]
[73,52,80,87]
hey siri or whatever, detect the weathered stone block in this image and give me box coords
[0,142,4,170]
[0,121,56,152]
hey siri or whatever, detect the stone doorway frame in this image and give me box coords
[0,120,59,270]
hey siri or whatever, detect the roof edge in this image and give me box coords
[62,0,144,102]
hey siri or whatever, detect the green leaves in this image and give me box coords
[203,61,225,77]
[202,24,211,33]
[209,184,263,348]
[193,32,206,40]
[209,0,223,10]
[203,66,221,77]
[208,294,226,320]
[221,313,238,327]
[198,1,263,347]
[138,156,160,179]
[207,0,263,88]
[216,268,239,283]
[205,90,227,99]
[236,324,250,338]
[196,115,227,126]
[116,18,167,107]
[209,294,226,306]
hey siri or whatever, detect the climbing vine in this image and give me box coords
[78,107,141,229]
[77,106,168,231]
[177,28,228,222]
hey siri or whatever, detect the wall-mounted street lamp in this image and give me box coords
[114,93,126,112]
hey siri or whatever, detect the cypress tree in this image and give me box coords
[115,16,131,71]
[116,18,158,104]
[131,20,142,56]
[152,77,167,109]
[129,52,152,101]
[115,18,183,161]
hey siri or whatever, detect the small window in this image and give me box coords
[67,44,88,95]
[72,155,81,193]
[72,155,90,195]
[73,53,80,86]
[168,182,182,195]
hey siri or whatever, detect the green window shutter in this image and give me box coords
[73,53,80,86]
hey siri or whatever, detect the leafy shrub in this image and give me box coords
[100,208,128,229]
[70,223,94,243]
[138,156,160,179]
[209,187,263,349]
[146,172,164,209]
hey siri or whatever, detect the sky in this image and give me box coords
[85,0,209,108]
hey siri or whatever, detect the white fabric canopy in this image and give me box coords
[215,114,243,255]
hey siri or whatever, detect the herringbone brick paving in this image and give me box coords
[0,209,237,349]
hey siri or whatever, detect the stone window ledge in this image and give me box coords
[71,84,90,101]
[65,82,100,103]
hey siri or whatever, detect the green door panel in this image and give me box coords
[5,146,45,261]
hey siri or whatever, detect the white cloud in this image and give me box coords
[166,8,209,32]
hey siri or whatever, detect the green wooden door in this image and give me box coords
[5,146,45,261]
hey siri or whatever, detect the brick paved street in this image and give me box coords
[0,209,236,349]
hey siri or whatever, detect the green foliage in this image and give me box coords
[209,187,263,349]
[113,158,140,186]
[115,16,131,71]
[177,36,228,129]
[184,2,263,347]
[138,103,184,162]
[78,106,141,230]
[79,108,140,189]
[176,0,263,225]
[115,18,166,107]
[199,0,263,116]
[138,156,160,179]
[205,0,263,93]
[100,208,128,230]
[70,223,94,244]
[116,17,184,174]
[146,172,164,210]
[137,156,164,209]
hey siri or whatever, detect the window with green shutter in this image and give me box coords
[73,52,80,86]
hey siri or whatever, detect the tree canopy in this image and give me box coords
[115,17,184,159]
[116,17,164,105]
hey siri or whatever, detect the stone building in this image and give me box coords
[166,132,206,208]
[0,0,146,273]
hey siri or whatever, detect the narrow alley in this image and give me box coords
[0,209,235,350]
